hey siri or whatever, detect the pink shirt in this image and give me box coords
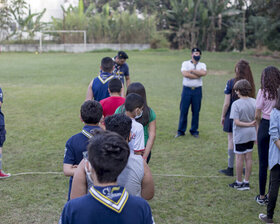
[256,89,276,120]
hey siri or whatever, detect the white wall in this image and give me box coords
[25,0,78,22]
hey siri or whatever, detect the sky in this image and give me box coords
[25,0,78,22]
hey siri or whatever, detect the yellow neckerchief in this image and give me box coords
[89,186,129,213]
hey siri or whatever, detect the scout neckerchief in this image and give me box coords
[98,72,114,84]
[89,186,129,213]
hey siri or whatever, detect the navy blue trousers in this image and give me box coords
[177,86,202,135]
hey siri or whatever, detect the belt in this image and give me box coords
[185,86,201,90]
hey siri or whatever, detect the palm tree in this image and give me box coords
[166,0,201,49]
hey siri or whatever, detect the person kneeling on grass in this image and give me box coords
[229,79,256,190]
[259,87,280,224]
[59,130,155,224]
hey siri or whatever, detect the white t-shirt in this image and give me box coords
[181,60,207,87]
[129,118,145,152]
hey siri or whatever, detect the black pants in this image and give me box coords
[267,164,280,219]
[258,119,270,196]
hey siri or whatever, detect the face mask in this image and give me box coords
[85,160,94,184]
[135,109,143,119]
[193,55,200,61]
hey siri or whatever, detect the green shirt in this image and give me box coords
[115,106,156,145]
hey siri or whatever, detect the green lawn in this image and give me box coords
[0,50,279,223]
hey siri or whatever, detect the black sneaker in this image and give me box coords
[255,195,268,205]
[190,133,199,138]
[219,167,233,176]
[229,181,242,189]
[174,133,185,138]
[237,182,250,191]
[259,213,274,223]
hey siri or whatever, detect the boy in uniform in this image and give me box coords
[0,87,10,178]
[63,100,102,200]
[113,51,130,87]
[59,130,155,224]
[85,57,115,102]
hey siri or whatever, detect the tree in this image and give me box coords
[8,0,46,40]
[166,0,201,49]
[248,0,280,50]
[0,0,12,41]
[206,0,230,51]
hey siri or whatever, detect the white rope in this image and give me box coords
[10,171,227,178]
[153,174,228,178]
[11,171,64,176]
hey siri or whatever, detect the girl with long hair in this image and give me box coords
[115,82,156,163]
[259,86,280,223]
[220,60,255,176]
[255,66,280,205]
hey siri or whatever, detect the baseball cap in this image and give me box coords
[117,51,129,59]
[191,48,202,55]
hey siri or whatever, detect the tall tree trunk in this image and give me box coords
[242,10,246,51]
[210,16,216,51]
[190,0,200,49]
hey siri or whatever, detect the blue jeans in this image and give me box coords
[177,86,202,135]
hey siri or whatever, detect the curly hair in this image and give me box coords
[261,66,280,100]
[234,59,256,98]
[274,88,280,111]
[105,114,132,141]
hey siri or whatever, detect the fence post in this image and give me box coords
[39,32,42,53]
[84,31,87,50]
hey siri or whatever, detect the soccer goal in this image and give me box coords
[39,30,87,53]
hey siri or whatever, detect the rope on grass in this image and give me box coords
[153,174,228,178]
[11,171,64,176]
[10,171,228,178]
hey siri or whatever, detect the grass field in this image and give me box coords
[0,50,279,224]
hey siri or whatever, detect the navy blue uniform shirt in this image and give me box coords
[113,58,129,84]
[91,72,114,102]
[64,125,100,200]
[0,88,5,126]
[63,125,100,165]
[60,185,154,224]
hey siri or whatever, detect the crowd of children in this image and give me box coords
[61,52,156,223]
[220,63,280,223]
[1,50,279,223]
